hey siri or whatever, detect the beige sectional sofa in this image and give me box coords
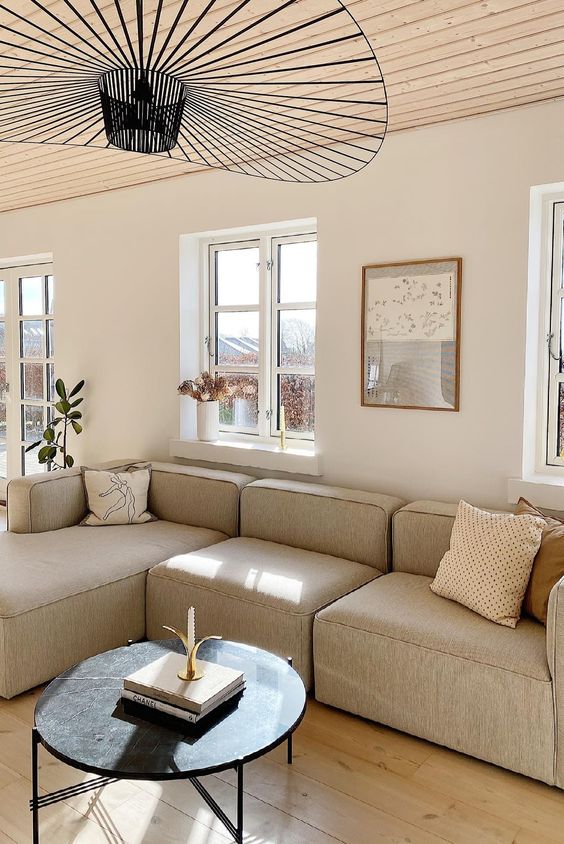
[1,463,402,697]
[0,461,251,698]
[2,466,560,790]
[147,479,403,688]
[314,500,557,787]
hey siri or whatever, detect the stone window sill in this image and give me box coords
[508,477,564,510]
[169,437,321,476]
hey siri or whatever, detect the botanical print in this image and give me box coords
[99,473,136,523]
[365,271,455,342]
[362,258,461,411]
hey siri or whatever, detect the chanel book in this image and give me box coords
[123,652,244,714]
[121,684,245,724]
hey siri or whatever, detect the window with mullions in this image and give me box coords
[208,230,317,440]
[19,272,55,475]
[546,202,564,466]
[0,263,54,495]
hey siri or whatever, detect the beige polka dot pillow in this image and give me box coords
[430,500,545,627]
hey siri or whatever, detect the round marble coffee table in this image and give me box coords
[30,639,307,843]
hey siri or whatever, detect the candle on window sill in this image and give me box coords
[280,405,287,450]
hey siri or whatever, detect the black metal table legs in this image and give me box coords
[287,655,294,766]
[188,762,244,843]
[30,654,300,842]
[31,727,39,844]
[30,727,119,844]
[29,732,295,843]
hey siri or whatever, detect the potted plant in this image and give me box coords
[178,372,231,442]
[25,378,85,468]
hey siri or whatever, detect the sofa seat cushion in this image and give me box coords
[146,537,379,689]
[316,571,549,680]
[0,521,227,618]
[314,572,554,784]
[148,537,377,615]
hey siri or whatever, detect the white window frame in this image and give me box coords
[202,224,317,443]
[0,260,54,497]
[524,185,564,480]
[546,201,564,468]
[270,233,316,439]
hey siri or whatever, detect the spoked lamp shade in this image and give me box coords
[0,0,388,183]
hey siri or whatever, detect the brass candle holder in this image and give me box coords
[280,405,287,450]
[163,606,221,681]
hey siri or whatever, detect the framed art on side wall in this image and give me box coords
[361,258,462,411]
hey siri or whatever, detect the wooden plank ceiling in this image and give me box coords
[1,0,563,212]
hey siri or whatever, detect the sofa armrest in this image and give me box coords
[546,575,564,786]
[7,458,142,533]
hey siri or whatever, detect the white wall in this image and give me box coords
[1,99,564,509]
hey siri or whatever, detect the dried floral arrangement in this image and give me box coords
[178,371,232,402]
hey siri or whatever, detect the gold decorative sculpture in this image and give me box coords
[163,606,221,681]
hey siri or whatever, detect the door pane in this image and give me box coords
[0,402,5,439]
[47,320,54,357]
[216,247,259,306]
[279,310,316,368]
[279,241,317,303]
[216,312,259,367]
[559,383,564,457]
[22,445,47,476]
[46,275,54,315]
[279,374,315,434]
[21,320,45,358]
[0,437,5,479]
[218,373,259,430]
[0,362,6,397]
[46,363,55,401]
[0,280,4,316]
[22,404,44,442]
[20,276,44,315]
[22,362,44,400]
[0,321,4,356]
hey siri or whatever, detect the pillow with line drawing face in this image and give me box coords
[80,464,156,526]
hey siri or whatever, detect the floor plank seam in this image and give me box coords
[268,755,464,844]
[234,787,349,844]
[411,759,564,836]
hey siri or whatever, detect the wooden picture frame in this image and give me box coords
[361,257,462,411]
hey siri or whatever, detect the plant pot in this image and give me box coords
[197,400,219,442]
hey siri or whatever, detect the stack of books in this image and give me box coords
[121,652,245,726]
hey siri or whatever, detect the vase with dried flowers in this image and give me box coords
[178,372,231,442]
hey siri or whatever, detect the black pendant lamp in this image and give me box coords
[0,0,388,182]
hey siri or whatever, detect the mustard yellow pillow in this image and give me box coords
[516,498,564,625]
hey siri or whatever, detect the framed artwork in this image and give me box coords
[361,258,462,411]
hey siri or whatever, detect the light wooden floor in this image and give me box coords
[0,688,564,844]
[1,507,563,843]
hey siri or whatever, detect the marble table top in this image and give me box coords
[34,638,306,779]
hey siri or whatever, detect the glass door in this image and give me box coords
[0,276,7,498]
[0,263,54,499]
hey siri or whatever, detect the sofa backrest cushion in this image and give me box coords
[8,460,252,536]
[392,500,459,577]
[240,479,405,569]
[148,463,252,537]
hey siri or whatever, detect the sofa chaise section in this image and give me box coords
[146,479,405,689]
[314,500,556,785]
[0,460,252,698]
